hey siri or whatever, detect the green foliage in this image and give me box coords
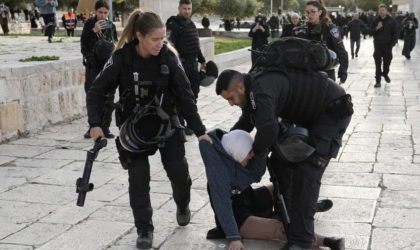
[215,38,251,54]
[214,0,262,19]
[19,55,60,62]
[192,0,217,15]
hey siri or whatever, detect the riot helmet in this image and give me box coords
[274,125,315,163]
[200,60,219,87]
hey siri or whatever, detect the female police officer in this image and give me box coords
[87,9,211,249]
[294,0,348,84]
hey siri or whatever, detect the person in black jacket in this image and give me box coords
[281,13,300,38]
[215,68,352,250]
[81,0,118,138]
[371,4,399,88]
[347,13,368,59]
[87,9,211,249]
[293,0,348,84]
[166,0,206,135]
[249,14,270,65]
[401,13,418,60]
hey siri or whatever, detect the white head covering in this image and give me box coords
[221,130,254,163]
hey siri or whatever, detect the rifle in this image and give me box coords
[76,138,107,207]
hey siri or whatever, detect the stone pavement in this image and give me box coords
[0,37,420,250]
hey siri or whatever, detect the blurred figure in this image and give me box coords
[249,14,270,65]
[35,0,58,43]
[401,13,418,59]
[267,14,280,38]
[347,13,368,59]
[281,13,300,37]
[62,7,77,37]
[0,1,10,35]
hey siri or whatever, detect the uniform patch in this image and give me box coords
[330,27,341,40]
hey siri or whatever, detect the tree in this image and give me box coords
[214,0,262,30]
[192,0,217,16]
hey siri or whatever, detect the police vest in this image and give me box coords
[64,13,76,29]
[169,16,201,58]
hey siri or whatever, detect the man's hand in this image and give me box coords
[198,134,213,144]
[229,240,245,250]
[90,127,104,141]
[376,21,383,30]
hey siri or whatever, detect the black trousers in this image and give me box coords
[122,129,191,233]
[41,14,55,39]
[373,43,393,82]
[1,18,9,34]
[350,38,361,56]
[84,66,114,130]
[270,114,351,248]
[66,28,74,37]
[402,33,416,58]
[179,59,200,128]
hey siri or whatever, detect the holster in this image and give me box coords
[326,94,354,120]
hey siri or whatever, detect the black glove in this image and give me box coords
[338,72,347,83]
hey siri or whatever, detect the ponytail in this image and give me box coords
[115,9,143,50]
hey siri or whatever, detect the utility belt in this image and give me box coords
[325,94,353,120]
[180,55,198,63]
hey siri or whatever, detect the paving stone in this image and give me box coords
[317,198,376,223]
[373,207,420,228]
[35,148,87,160]
[322,172,381,187]
[0,156,15,166]
[315,221,370,250]
[0,177,27,193]
[8,138,62,147]
[371,228,420,250]
[383,174,420,190]
[374,163,420,175]
[0,144,53,158]
[0,245,32,250]
[89,205,134,224]
[380,190,420,209]
[0,166,51,180]
[339,152,376,162]
[0,223,26,240]
[0,200,58,224]
[320,185,381,200]
[11,158,72,169]
[111,192,172,210]
[1,223,71,246]
[40,200,104,225]
[0,184,75,205]
[37,220,132,250]
[326,162,373,173]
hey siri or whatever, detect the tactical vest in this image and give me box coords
[64,12,76,29]
[170,16,201,58]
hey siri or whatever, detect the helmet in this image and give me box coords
[200,60,219,87]
[274,126,315,163]
[119,105,175,153]
[323,49,339,71]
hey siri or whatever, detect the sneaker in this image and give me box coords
[83,129,91,139]
[323,237,345,250]
[383,74,391,83]
[176,205,191,226]
[374,82,381,88]
[136,231,153,249]
[351,54,354,59]
[206,227,225,239]
[281,243,311,250]
[315,199,333,213]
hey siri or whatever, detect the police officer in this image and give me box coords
[81,0,118,138]
[347,13,368,59]
[293,0,348,84]
[166,0,206,135]
[249,14,270,65]
[371,4,398,88]
[215,68,352,250]
[86,9,211,249]
[401,13,418,60]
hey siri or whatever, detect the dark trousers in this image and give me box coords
[66,28,74,37]
[1,18,9,34]
[251,46,264,66]
[124,129,191,233]
[84,66,114,131]
[271,114,351,248]
[373,43,393,82]
[402,33,416,58]
[41,14,55,39]
[350,38,361,57]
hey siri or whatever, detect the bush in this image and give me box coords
[215,37,251,54]
[19,56,60,62]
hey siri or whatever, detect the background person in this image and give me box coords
[249,14,270,65]
[347,13,368,59]
[62,7,77,37]
[401,12,418,60]
[35,0,58,43]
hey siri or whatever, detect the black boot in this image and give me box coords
[176,204,191,226]
[83,129,91,139]
[315,199,333,213]
[136,231,153,249]
[206,227,225,239]
[102,128,115,139]
[323,237,345,250]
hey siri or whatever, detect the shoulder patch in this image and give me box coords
[330,27,341,40]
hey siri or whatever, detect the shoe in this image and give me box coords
[206,227,225,239]
[323,237,345,250]
[281,243,311,250]
[48,38,52,43]
[374,82,381,88]
[355,53,358,58]
[185,127,194,136]
[406,55,411,60]
[383,74,391,83]
[102,128,115,139]
[351,54,354,59]
[136,231,153,249]
[315,199,333,213]
[176,205,191,226]
[83,129,91,139]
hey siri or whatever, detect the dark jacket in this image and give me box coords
[347,19,368,40]
[232,70,347,158]
[81,17,118,68]
[371,15,399,46]
[281,23,298,37]
[199,129,266,242]
[248,23,270,49]
[402,16,418,36]
[86,41,206,137]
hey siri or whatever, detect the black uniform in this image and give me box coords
[166,15,205,100]
[231,69,352,248]
[81,17,118,134]
[248,22,270,65]
[401,16,418,59]
[281,23,298,38]
[371,15,398,83]
[293,23,349,83]
[86,41,206,234]
[347,19,368,58]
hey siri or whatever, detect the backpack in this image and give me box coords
[249,36,338,75]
